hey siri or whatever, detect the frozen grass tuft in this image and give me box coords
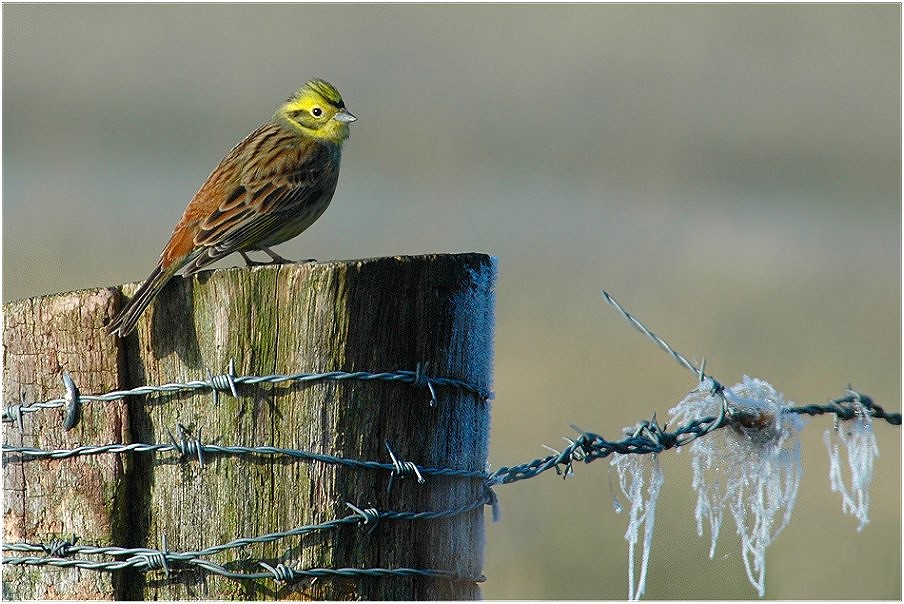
[669,376,805,596]
[612,452,664,600]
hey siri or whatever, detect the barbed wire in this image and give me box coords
[4,553,483,585]
[4,377,893,590]
[2,425,488,484]
[2,493,491,584]
[2,292,899,595]
[599,289,900,426]
[6,382,893,482]
[1,363,496,591]
[488,384,898,484]
[1,361,491,431]
[601,290,709,380]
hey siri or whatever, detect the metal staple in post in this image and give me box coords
[61,372,81,431]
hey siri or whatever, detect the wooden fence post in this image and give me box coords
[3,288,127,599]
[3,253,496,600]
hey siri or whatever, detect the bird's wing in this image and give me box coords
[181,136,338,275]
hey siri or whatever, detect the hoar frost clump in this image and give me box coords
[611,452,664,601]
[823,397,878,531]
[669,376,805,597]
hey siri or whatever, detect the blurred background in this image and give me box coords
[3,4,900,599]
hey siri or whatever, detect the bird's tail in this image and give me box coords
[107,264,176,337]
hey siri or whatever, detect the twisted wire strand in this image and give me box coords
[787,391,901,425]
[601,290,703,379]
[0,440,488,481]
[489,388,896,485]
[2,489,495,584]
[2,366,491,426]
[1,555,485,584]
[3,391,895,484]
[600,289,899,426]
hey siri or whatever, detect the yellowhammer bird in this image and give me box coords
[107,79,355,337]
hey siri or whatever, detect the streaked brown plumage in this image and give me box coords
[107,79,355,337]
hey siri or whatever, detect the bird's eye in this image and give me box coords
[311,107,323,117]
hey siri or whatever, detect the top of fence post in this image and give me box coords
[2,253,496,600]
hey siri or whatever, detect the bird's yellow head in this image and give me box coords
[276,79,356,144]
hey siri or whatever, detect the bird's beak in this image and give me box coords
[334,109,357,123]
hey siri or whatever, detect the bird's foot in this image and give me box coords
[259,246,293,264]
[242,248,317,266]
[239,251,273,267]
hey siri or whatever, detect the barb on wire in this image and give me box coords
[789,390,901,425]
[346,502,381,535]
[167,424,205,466]
[41,535,77,558]
[386,441,426,492]
[207,358,238,405]
[413,362,439,407]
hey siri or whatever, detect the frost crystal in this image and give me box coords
[612,452,664,601]
[669,376,805,597]
[823,401,878,531]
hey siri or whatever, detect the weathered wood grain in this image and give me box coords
[3,287,128,599]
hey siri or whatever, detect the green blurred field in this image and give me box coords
[3,5,900,599]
